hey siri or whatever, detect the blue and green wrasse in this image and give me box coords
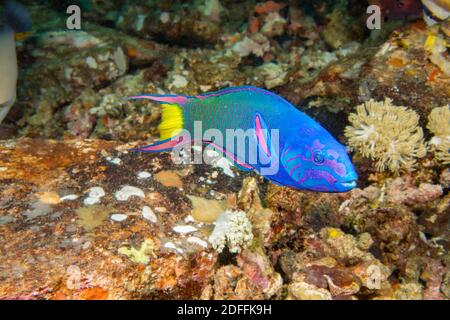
[128,86,358,192]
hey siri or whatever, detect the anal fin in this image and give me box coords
[132,135,189,153]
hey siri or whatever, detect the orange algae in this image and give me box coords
[80,287,109,300]
[154,170,183,188]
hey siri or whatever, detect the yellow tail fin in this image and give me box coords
[158,104,184,140]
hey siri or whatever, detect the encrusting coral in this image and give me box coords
[345,98,427,172]
[427,105,450,165]
[208,210,254,253]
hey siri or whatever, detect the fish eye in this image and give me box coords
[313,151,325,164]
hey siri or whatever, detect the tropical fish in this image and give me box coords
[421,0,450,25]
[0,0,31,124]
[128,86,358,193]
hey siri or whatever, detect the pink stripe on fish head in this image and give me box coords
[310,169,337,184]
[324,159,346,177]
[289,164,302,177]
[323,149,346,177]
[312,139,325,150]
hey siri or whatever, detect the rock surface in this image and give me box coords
[1,138,448,300]
[0,138,235,299]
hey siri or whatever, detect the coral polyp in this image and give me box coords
[208,210,254,253]
[427,105,450,165]
[345,98,427,172]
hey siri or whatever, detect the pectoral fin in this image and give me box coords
[254,113,272,157]
[203,141,254,171]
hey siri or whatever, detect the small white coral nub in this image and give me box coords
[345,98,427,172]
[427,105,450,165]
[208,210,253,253]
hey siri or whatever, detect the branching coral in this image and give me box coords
[345,98,427,172]
[208,210,253,253]
[427,105,450,165]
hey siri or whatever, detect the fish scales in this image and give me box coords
[128,86,358,192]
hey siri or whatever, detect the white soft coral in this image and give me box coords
[345,98,427,172]
[208,210,253,253]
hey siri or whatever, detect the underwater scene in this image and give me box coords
[0,0,449,301]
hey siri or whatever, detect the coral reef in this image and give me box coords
[0,138,448,299]
[345,98,427,172]
[279,19,450,121]
[427,105,450,165]
[0,0,448,301]
[208,210,254,254]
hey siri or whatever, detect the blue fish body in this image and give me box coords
[128,86,358,193]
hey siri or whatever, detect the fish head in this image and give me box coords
[281,133,358,193]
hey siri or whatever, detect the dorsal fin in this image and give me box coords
[126,93,191,106]
[195,86,291,107]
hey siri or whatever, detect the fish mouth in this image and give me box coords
[339,180,357,189]
[335,174,358,190]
